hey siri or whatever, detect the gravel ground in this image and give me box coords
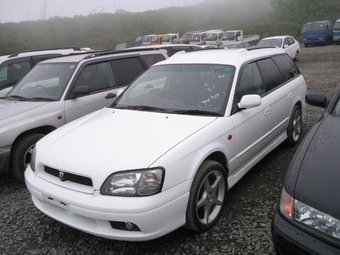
[1,44,340,255]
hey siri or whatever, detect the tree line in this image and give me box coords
[0,0,339,54]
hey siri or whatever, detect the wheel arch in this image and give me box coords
[11,125,56,150]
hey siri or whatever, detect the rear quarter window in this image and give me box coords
[257,58,284,92]
[140,54,166,68]
[272,55,300,83]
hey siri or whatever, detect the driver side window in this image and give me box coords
[236,63,264,102]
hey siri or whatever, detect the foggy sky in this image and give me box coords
[0,0,204,23]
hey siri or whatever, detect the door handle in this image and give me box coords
[264,107,271,115]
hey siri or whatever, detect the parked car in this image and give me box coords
[176,30,204,44]
[257,36,300,61]
[25,47,307,241]
[272,87,340,255]
[0,47,93,96]
[0,49,168,181]
[223,41,254,49]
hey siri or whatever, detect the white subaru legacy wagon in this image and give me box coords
[25,47,307,241]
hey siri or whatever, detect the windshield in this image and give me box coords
[334,21,340,30]
[257,38,282,48]
[222,32,235,41]
[206,33,218,41]
[190,34,203,42]
[112,64,235,116]
[302,23,325,33]
[162,35,171,42]
[6,62,77,101]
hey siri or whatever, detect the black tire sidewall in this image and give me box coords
[10,133,45,181]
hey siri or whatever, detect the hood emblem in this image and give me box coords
[59,171,65,182]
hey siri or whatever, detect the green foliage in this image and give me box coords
[0,0,339,54]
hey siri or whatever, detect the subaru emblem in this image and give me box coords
[59,171,64,181]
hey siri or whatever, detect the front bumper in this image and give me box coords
[271,208,340,255]
[333,36,340,42]
[25,167,190,241]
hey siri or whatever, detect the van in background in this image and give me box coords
[333,19,340,44]
[301,20,333,47]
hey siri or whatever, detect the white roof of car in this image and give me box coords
[39,49,167,64]
[155,48,286,66]
[260,35,292,40]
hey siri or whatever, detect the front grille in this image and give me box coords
[44,166,93,187]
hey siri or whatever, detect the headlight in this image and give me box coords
[29,146,37,172]
[100,168,164,196]
[279,188,340,240]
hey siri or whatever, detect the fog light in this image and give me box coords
[110,221,141,231]
[125,222,135,230]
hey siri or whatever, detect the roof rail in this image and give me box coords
[247,46,278,51]
[82,48,165,60]
[8,47,87,58]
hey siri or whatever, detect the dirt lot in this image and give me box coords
[1,45,340,255]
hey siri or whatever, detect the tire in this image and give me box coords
[294,51,299,62]
[304,43,308,47]
[285,105,302,146]
[10,133,45,182]
[185,160,227,232]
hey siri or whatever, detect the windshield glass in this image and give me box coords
[6,62,77,101]
[257,38,282,48]
[302,23,325,33]
[190,34,203,42]
[334,21,340,30]
[206,33,218,41]
[162,35,171,42]
[222,32,235,41]
[112,64,235,116]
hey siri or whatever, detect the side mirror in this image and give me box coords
[238,94,261,109]
[73,86,91,98]
[305,93,328,108]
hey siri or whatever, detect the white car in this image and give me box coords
[26,48,307,241]
[257,35,300,61]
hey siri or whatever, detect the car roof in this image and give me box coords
[0,47,92,64]
[154,47,286,67]
[260,36,292,40]
[37,49,168,64]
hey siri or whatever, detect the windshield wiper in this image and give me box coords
[124,105,167,112]
[4,95,26,100]
[171,109,222,116]
[22,97,56,101]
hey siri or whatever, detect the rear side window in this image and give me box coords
[272,55,300,83]
[111,57,145,86]
[257,58,284,92]
[140,54,166,68]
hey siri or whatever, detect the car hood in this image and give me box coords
[293,115,340,219]
[0,99,50,120]
[37,108,217,187]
